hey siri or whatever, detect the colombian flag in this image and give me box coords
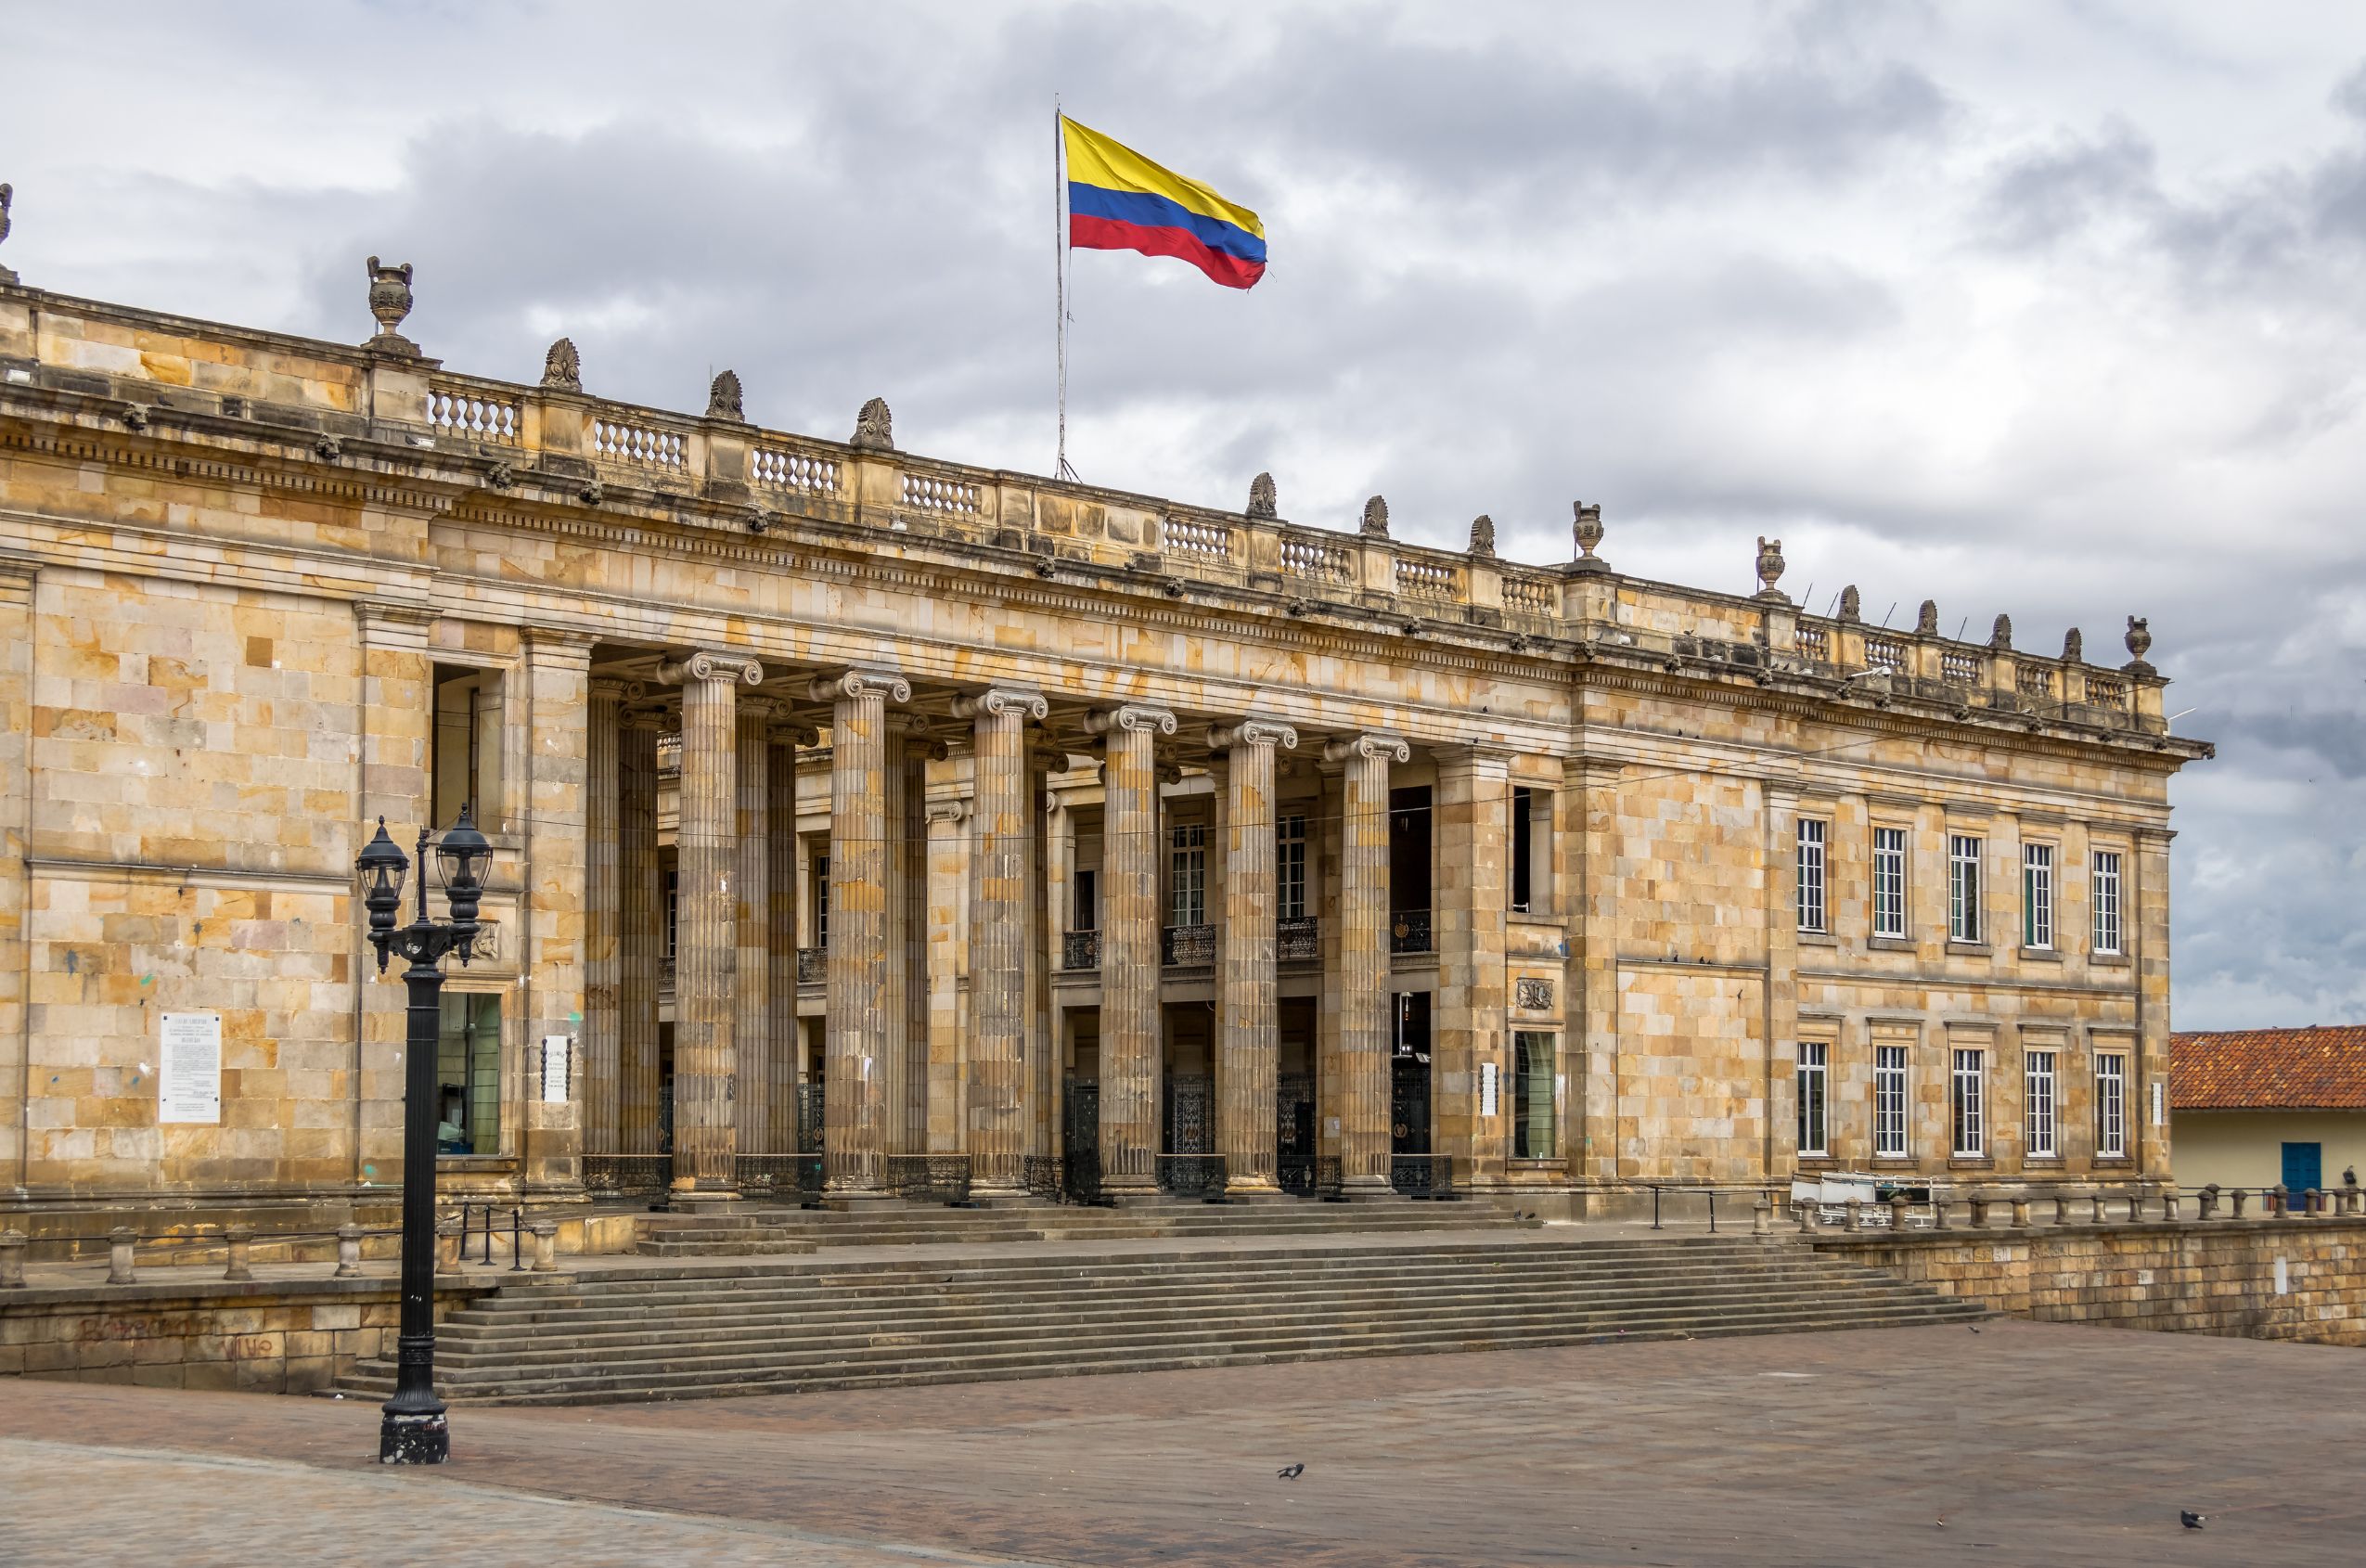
[1062,117,1267,290]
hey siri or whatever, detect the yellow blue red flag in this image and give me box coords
[1061,118,1266,290]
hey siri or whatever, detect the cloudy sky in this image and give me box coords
[8,1,2363,1029]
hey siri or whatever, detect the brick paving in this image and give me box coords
[6,1320,2363,1566]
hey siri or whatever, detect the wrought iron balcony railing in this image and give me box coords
[885,1153,973,1206]
[1279,916,1320,963]
[1389,909,1434,955]
[1157,1153,1229,1200]
[795,946,826,984]
[1389,1153,1458,1197]
[582,1153,672,1200]
[1062,930,1100,970]
[1162,922,1217,967]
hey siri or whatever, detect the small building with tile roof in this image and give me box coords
[2171,1026,2366,1194]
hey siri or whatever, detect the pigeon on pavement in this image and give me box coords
[1277,1463,1305,1481]
[2180,1510,2205,1530]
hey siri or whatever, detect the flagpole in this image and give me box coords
[1053,96,1077,482]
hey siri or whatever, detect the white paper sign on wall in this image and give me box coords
[159,1012,223,1125]
[541,1035,572,1104]
[1481,1061,1499,1117]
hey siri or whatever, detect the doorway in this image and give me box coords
[2282,1140,2323,1196]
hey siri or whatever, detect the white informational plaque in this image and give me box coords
[159,1012,223,1124]
[1481,1060,1499,1117]
[541,1035,572,1104]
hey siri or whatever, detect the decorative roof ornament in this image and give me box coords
[0,183,15,285]
[2064,626,2084,663]
[1915,599,1939,636]
[1990,613,2012,650]
[851,396,894,451]
[1572,501,1604,560]
[1246,471,1278,520]
[1359,495,1390,538]
[1839,585,1861,623]
[1469,515,1497,558]
[2124,615,2154,672]
[1755,536,1786,596]
[363,256,418,354]
[706,369,746,422]
[540,338,582,392]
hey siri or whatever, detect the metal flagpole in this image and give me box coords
[1055,96,1077,481]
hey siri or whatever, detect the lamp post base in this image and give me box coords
[379,1408,450,1465]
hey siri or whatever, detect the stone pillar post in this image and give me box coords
[1559,758,1621,1193]
[957,689,1050,1196]
[617,707,665,1157]
[657,649,764,1197]
[924,794,971,1154]
[521,629,594,1195]
[221,1224,254,1282]
[1435,746,1510,1186]
[765,719,814,1155]
[733,698,778,1161]
[813,668,910,1200]
[1762,781,1802,1188]
[334,1223,363,1278]
[1087,704,1177,1196]
[1324,734,1409,1197]
[2134,827,2174,1178]
[583,677,635,1158]
[1211,719,1297,1196]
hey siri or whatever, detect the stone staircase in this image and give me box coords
[334,1232,1987,1407]
[630,1197,1528,1256]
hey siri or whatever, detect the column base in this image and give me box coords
[1223,1177,1288,1203]
[667,1189,742,1214]
[1339,1176,1403,1202]
[821,1190,905,1211]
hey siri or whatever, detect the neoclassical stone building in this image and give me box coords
[0,248,2211,1222]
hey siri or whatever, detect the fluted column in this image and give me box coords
[657,649,764,1196]
[814,667,910,1199]
[1212,719,1297,1194]
[1087,703,1177,1195]
[766,719,814,1156]
[583,677,636,1156]
[901,732,940,1160]
[1325,734,1408,1196]
[955,688,1050,1196]
[880,718,938,1161]
[733,698,778,1161]
[618,708,664,1156]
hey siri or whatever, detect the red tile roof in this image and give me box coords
[2171,1027,2366,1111]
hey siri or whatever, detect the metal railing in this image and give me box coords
[1389,909,1433,955]
[795,947,826,984]
[1157,1154,1229,1201]
[1279,1155,1344,1200]
[885,1154,974,1206]
[582,1153,673,1200]
[733,1154,816,1202]
[1389,1153,1457,1197]
[1646,1185,1781,1233]
[1279,916,1320,963]
[1162,923,1216,967]
[1062,930,1100,970]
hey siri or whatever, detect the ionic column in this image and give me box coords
[1324,734,1408,1196]
[1086,704,1177,1195]
[900,731,942,1160]
[583,676,638,1157]
[521,629,595,1194]
[1211,719,1298,1195]
[765,719,816,1156]
[813,668,910,1199]
[734,697,778,1161]
[618,707,665,1155]
[880,717,937,1162]
[657,649,764,1196]
[955,688,1050,1196]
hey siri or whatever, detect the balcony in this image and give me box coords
[1389,909,1433,955]
[796,946,826,984]
[1062,930,1100,970]
[1279,917,1320,963]
[1162,923,1217,968]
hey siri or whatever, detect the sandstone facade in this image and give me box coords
[0,265,2210,1217]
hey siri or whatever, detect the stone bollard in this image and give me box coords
[108,1227,137,1285]
[2053,1193,2075,1226]
[0,1227,26,1289]
[436,1215,461,1271]
[2271,1184,2289,1218]
[2164,1190,2182,1221]
[1968,1191,1989,1228]
[2088,1190,2106,1226]
[221,1223,254,1282]
[530,1219,559,1272]
[1889,1193,1910,1231]
[2200,1186,2220,1220]
[2306,1188,2322,1217]
[1930,1193,1951,1230]
[334,1223,364,1279]
[2231,1189,2249,1220]
[1845,1198,1863,1233]
[2012,1195,2033,1228]
[2347,1189,2362,1217]
[1797,1199,1820,1233]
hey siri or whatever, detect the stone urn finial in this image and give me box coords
[1469,514,1497,558]
[540,337,582,392]
[1755,536,1786,595]
[0,183,15,284]
[1839,584,1861,623]
[1359,495,1390,539]
[1990,613,2012,650]
[1915,598,1939,636]
[1573,501,1604,560]
[2125,614,2152,662]
[2063,626,2084,663]
[1246,471,1278,520]
[364,255,417,353]
[851,396,894,451]
[706,369,746,421]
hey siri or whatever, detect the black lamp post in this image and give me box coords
[355,804,492,1465]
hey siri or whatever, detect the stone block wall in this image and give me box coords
[1813,1218,2366,1343]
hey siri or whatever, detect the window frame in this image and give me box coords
[1874,1045,1910,1159]
[2025,1048,2058,1159]
[2096,1052,2128,1159]
[1169,822,1207,927]
[1795,817,1829,935]
[2023,842,2056,950]
[1951,1048,1987,1158]
[1511,1030,1557,1160]
[1796,1040,1830,1157]
[1277,814,1308,923]
[1871,825,1908,939]
[2091,849,2124,956]
[1948,834,1984,943]
[435,989,503,1158]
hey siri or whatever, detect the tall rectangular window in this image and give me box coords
[1511,787,1536,914]
[1948,834,1984,943]
[1512,1032,1557,1159]
[1073,867,1099,932]
[1796,1041,1829,1156]
[1169,823,1207,926]
[435,993,502,1156]
[1874,1046,1910,1158]
[1277,814,1308,922]
[663,866,679,967]
[2023,842,2055,949]
[2097,1052,2128,1159]
[1796,818,1828,933]
[1951,1048,1987,1157]
[812,855,830,948]
[1872,827,1908,938]
[431,663,503,831]
[2025,1049,2058,1158]
[2091,850,2123,955]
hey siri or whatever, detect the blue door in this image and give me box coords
[2282,1141,2322,1195]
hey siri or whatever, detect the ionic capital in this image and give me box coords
[588,676,646,704]
[808,667,911,705]
[656,649,764,688]
[1083,703,1177,739]
[1207,718,1299,752]
[620,704,671,732]
[926,799,971,825]
[952,687,1049,723]
[769,720,822,747]
[1319,733,1409,765]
